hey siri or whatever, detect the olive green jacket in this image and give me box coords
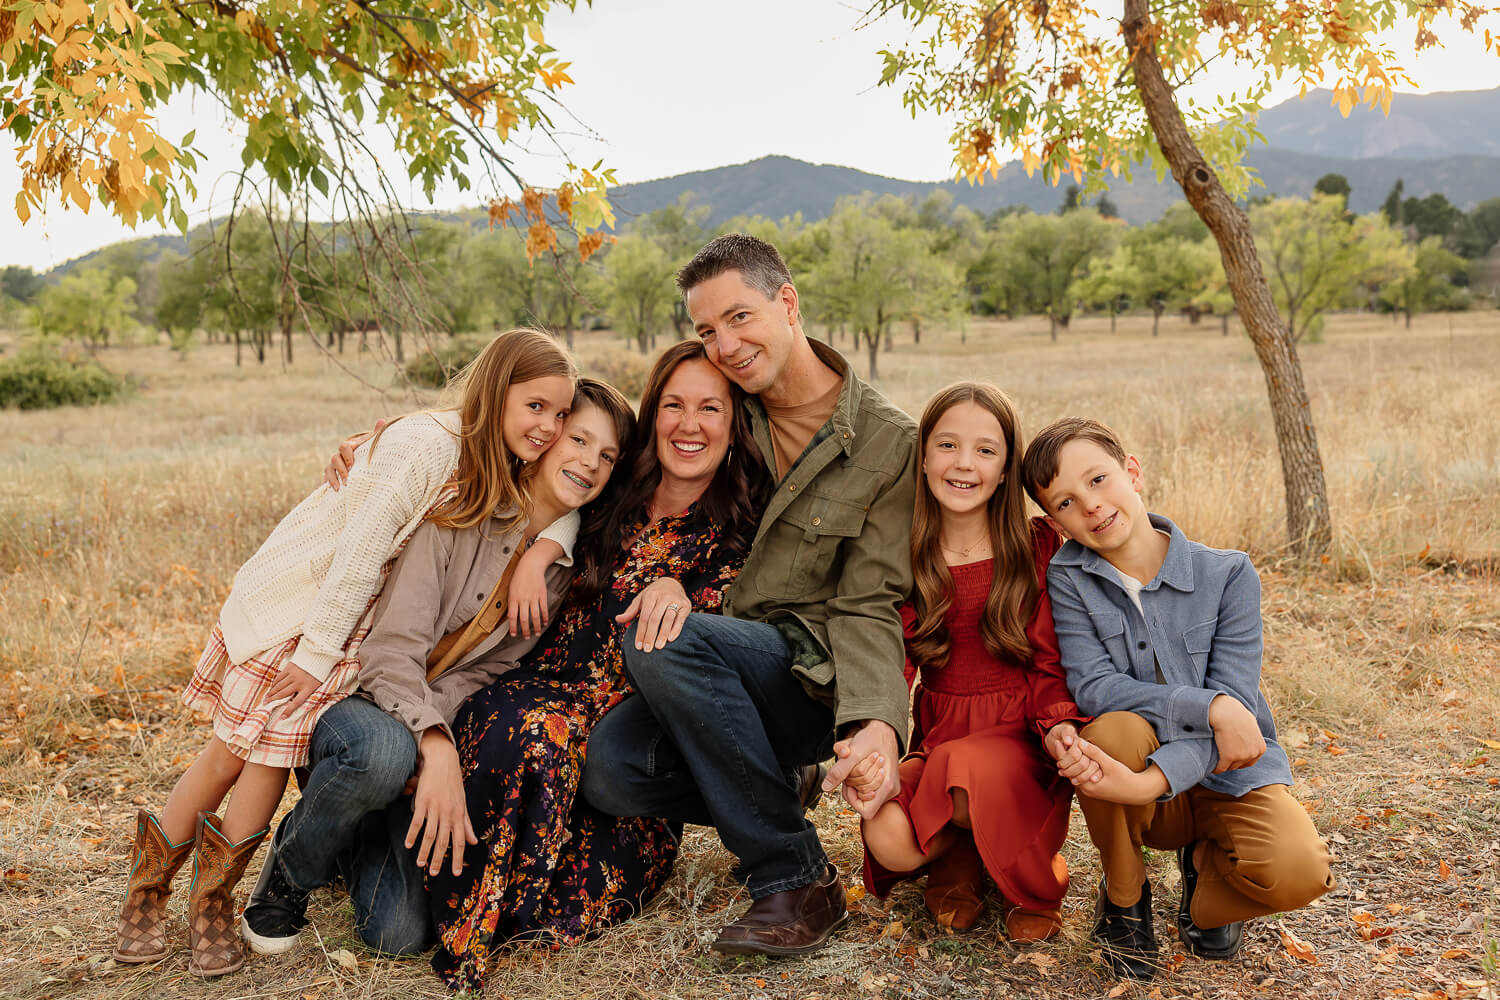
[723,340,917,751]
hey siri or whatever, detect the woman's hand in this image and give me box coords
[263,662,320,719]
[324,419,385,490]
[615,578,692,651]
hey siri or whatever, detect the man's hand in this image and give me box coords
[324,419,385,490]
[263,663,320,720]
[405,729,477,877]
[824,719,900,819]
[1073,740,1169,805]
[1207,693,1266,774]
[615,578,692,651]
[1044,722,1102,788]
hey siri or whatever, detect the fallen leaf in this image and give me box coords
[752,978,767,989]
[1013,951,1057,975]
[1107,986,1129,999]
[48,925,71,939]
[1165,953,1186,973]
[879,919,904,939]
[1279,928,1319,963]
[327,948,358,971]
[844,885,866,905]
[1443,949,1472,960]
[1439,858,1452,880]
[1478,739,1500,751]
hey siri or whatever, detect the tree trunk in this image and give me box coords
[1152,308,1161,337]
[1110,309,1118,333]
[1404,309,1412,329]
[234,329,242,367]
[1221,314,1230,336]
[1048,313,1058,341]
[1125,0,1332,554]
[912,319,922,344]
[863,329,879,381]
[883,325,893,352]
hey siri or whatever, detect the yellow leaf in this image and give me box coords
[15,191,31,224]
[526,20,544,45]
[1476,739,1500,750]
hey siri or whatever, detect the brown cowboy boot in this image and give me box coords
[114,809,194,963]
[924,835,986,932]
[186,812,267,977]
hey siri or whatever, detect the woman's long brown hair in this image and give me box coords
[907,382,1038,672]
[373,328,574,533]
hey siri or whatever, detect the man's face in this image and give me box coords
[1036,439,1146,555]
[685,269,797,396]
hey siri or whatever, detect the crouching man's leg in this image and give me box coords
[241,697,433,956]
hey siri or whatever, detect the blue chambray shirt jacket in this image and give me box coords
[1046,513,1293,800]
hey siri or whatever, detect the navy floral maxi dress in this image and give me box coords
[429,507,744,991]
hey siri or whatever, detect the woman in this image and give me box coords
[428,341,771,991]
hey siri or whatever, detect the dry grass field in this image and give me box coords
[0,311,1496,1000]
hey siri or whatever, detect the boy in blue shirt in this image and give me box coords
[1021,418,1333,981]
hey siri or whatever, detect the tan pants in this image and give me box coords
[1078,712,1335,929]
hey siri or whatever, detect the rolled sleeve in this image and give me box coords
[1148,739,1217,799]
[1164,684,1219,741]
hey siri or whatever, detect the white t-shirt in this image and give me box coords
[1111,529,1171,684]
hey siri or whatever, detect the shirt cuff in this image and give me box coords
[1147,739,1214,799]
[1165,685,1219,741]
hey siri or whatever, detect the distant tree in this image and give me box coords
[1313,173,1352,204]
[978,209,1118,339]
[34,267,138,351]
[1124,233,1217,336]
[1073,247,1134,332]
[1451,197,1500,259]
[1402,192,1463,242]
[1381,179,1406,227]
[1095,193,1120,220]
[637,196,712,338]
[602,235,675,355]
[1154,201,1211,242]
[1252,195,1412,342]
[1380,237,1468,326]
[1,266,44,305]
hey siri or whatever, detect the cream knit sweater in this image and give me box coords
[217,410,578,681]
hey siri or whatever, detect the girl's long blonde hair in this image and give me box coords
[375,328,575,532]
[907,382,1038,671]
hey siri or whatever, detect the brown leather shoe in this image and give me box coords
[924,836,986,932]
[795,763,829,813]
[187,812,267,978]
[1003,906,1063,942]
[114,809,194,963]
[712,864,849,956]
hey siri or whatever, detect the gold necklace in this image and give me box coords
[940,534,989,559]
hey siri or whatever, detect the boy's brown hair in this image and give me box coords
[1021,417,1128,508]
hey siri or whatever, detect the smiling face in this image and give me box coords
[1036,438,1147,554]
[685,269,797,396]
[922,401,1009,519]
[653,357,734,496]
[501,374,575,462]
[533,401,620,511]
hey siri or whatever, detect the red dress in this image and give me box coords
[862,520,1089,911]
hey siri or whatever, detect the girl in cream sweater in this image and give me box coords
[114,329,578,977]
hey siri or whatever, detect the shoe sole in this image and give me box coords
[188,957,245,978]
[711,912,850,957]
[111,947,169,964]
[1178,926,1244,961]
[240,915,302,956]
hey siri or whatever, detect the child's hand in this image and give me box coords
[507,541,560,638]
[1046,723,1102,787]
[264,662,320,718]
[1207,694,1267,773]
[843,750,889,798]
[324,420,386,490]
[1073,740,1168,805]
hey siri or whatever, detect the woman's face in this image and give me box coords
[534,402,620,510]
[653,358,734,495]
[501,375,575,462]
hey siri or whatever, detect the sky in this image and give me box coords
[4,0,1499,270]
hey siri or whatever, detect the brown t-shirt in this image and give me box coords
[763,380,842,480]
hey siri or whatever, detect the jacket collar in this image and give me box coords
[745,338,861,459]
[1051,512,1195,592]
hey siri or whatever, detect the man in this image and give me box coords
[580,233,916,955]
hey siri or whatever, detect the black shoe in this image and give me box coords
[1092,878,1158,980]
[1177,843,1244,959]
[239,823,310,956]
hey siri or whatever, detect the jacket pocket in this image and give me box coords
[1089,610,1125,640]
[777,490,867,601]
[1183,618,1217,678]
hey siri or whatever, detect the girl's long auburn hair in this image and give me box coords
[907,382,1038,672]
[374,328,575,533]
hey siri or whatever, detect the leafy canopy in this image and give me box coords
[875,1,1500,195]
[1,0,611,255]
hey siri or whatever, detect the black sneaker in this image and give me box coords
[1092,877,1159,980]
[240,824,310,955]
[1177,843,1245,959]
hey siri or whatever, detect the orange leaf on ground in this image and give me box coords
[1443,948,1471,959]
[1279,928,1319,963]
[1439,858,1452,879]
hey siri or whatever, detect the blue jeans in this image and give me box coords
[275,696,434,956]
[580,615,835,898]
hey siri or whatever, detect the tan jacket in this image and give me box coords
[724,340,918,749]
[356,513,572,742]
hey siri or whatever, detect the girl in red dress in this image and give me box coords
[858,382,1100,942]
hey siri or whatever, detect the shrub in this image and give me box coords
[578,347,650,400]
[403,335,488,388]
[0,349,125,410]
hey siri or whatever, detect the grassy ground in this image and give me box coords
[0,312,1496,1000]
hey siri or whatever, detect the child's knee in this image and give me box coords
[862,805,925,873]
[1080,712,1157,771]
[1257,841,1335,913]
[203,738,248,781]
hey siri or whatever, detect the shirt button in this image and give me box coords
[811,517,822,526]
[503,545,511,554]
[1137,641,1147,650]
[1184,725,1195,732]
[788,483,797,492]
[477,593,485,600]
